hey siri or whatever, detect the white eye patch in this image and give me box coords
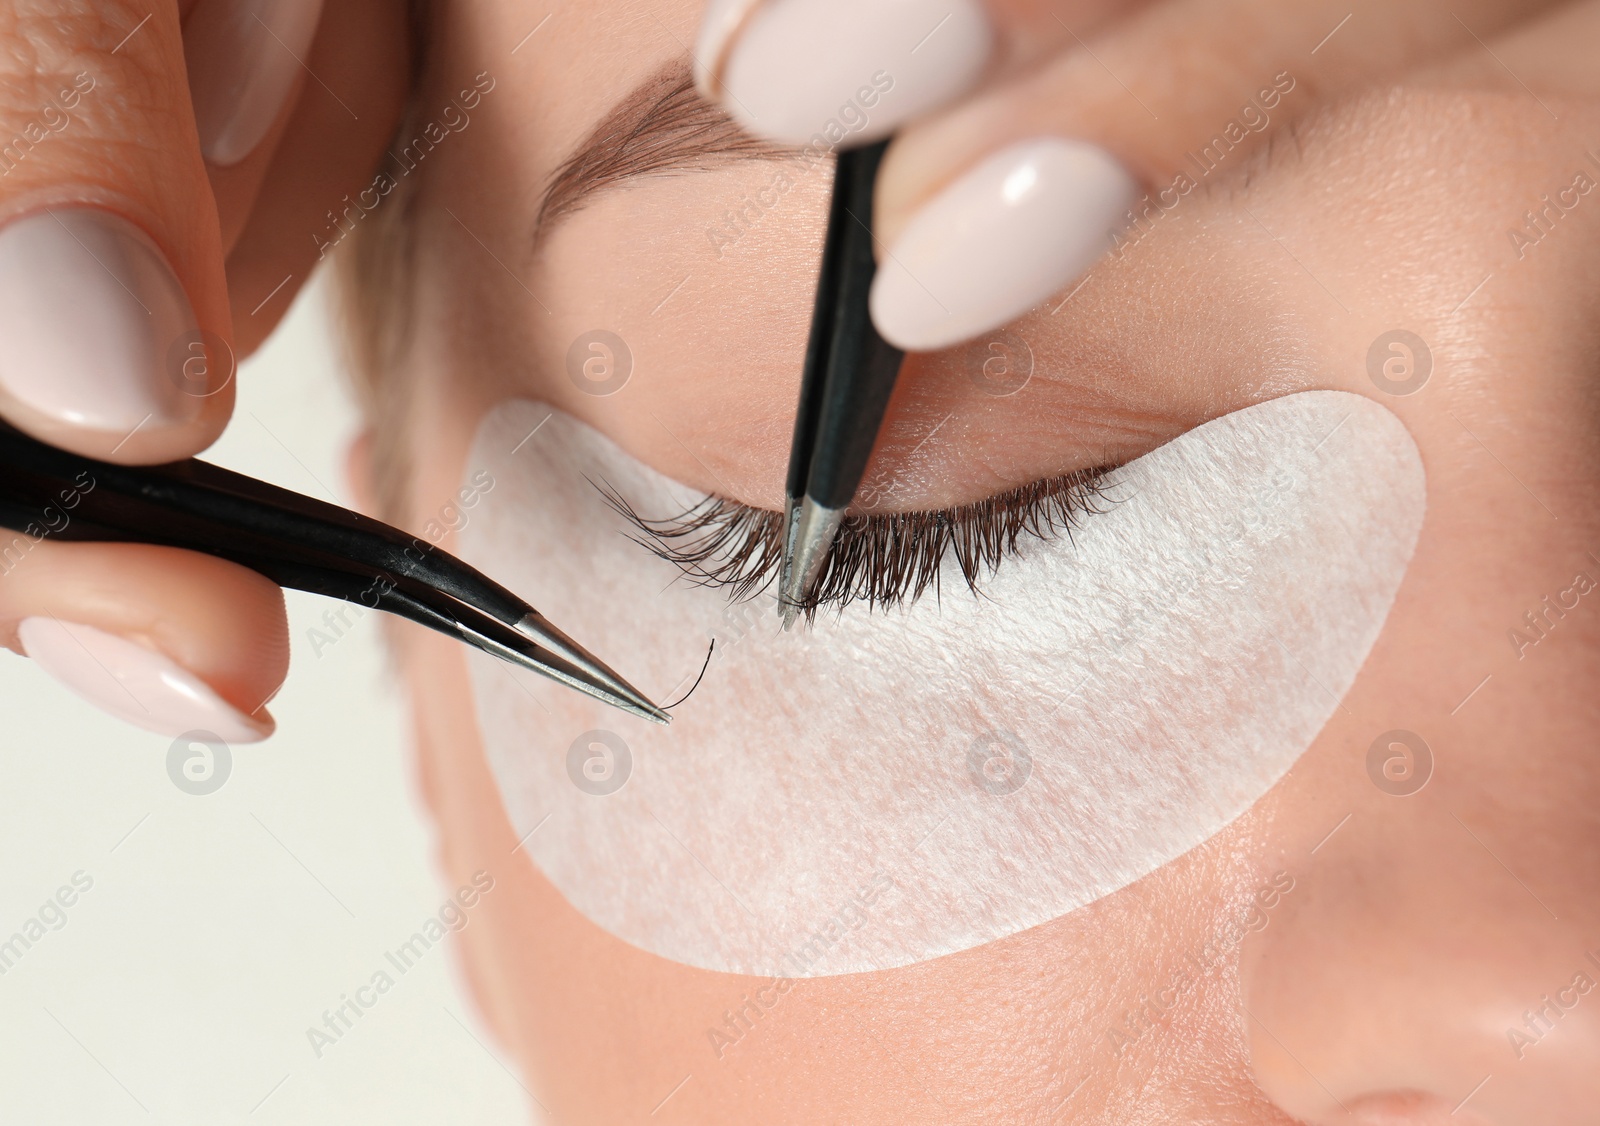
[460,391,1424,976]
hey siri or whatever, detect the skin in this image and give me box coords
[0,0,408,710]
[0,0,1565,701]
[342,2,1600,1123]
[2,0,1598,1121]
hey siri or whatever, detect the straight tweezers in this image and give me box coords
[0,421,667,723]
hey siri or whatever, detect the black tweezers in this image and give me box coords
[778,137,906,626]
[0,420,668,724]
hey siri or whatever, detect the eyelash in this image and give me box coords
[602,470,1113,618]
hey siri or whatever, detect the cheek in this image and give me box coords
[531,170,832,509]
[458,392,1424,977]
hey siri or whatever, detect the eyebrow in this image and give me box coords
[533,59,794,240]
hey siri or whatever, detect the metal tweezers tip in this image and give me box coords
[513,613,670,724]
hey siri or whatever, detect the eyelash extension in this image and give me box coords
[601,470,1114,618]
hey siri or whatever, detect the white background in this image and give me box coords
[0,274,529,1125]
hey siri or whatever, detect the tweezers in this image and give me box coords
[778,137,906,626]
[0,420,668,724]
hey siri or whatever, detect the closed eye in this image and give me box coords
[601,470,1114,618]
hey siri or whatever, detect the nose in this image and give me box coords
[1239,802,1600,1124]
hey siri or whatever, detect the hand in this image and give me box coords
[396,1,1600,1119]
[0,0,408,739]
[692,0,1573,350]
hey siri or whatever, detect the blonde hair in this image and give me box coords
[330,0,431,524]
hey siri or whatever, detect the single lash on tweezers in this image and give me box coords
[0,421,668,724]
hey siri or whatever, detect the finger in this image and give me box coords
[0,3,233,464]
[692,0,1137,145]
[0,540,288,743]
[184,0,326,167]
[866,0,1568,349]
[221,0,412,352]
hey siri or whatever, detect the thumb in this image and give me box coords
[0,2,233,465]
[0,540,288,743]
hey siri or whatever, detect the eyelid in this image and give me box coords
[603,469,1113,617]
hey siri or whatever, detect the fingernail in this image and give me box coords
[184,0,326,166]
[18,618,272,743]
[0,208,204,435]
[694,0,993,145]
[870,138,1138,351]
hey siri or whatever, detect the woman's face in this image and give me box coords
[373,1,1600,1121]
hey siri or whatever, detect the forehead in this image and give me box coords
[434,0,701,183]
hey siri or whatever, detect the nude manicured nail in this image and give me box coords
[0,208,203,435]
[18,618,272,743]
[695,0,993,145]
[870,138,1138,351]
[184,0,326,166]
